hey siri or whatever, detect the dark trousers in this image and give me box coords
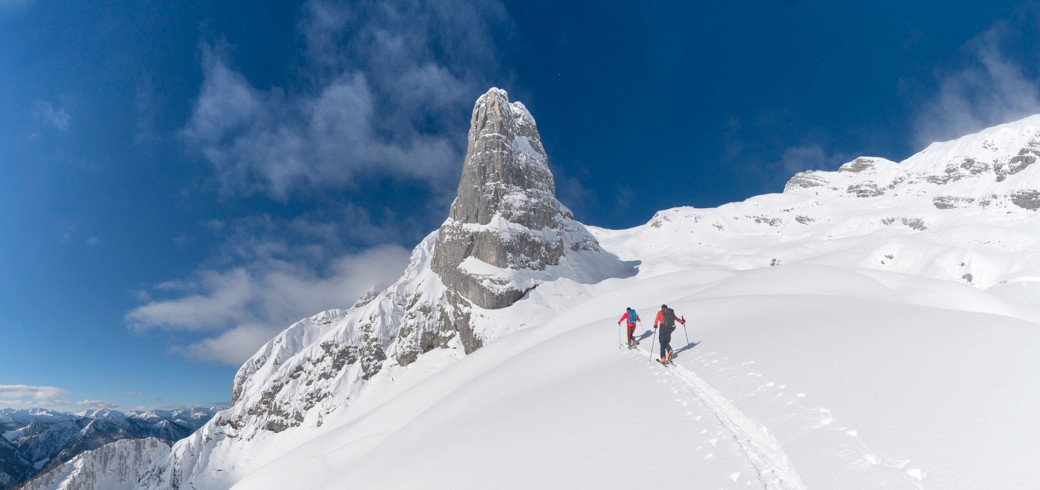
[626,324,636,343]
[659,326,673,359]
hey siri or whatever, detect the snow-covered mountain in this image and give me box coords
[27,90,1040,489]
[0,408,219,489]
[17,438,169,490]
[119,87,635,490]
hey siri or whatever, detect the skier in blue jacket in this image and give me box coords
[618,307,640,348]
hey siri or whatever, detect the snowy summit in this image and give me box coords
[23,89,1040,489]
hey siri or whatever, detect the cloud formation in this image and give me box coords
[76,399,119,410]
[182,0,508,201]
[128,242,411,365]
[0,384,69,407]
[32,101,71,132]
[913,20,1040,148]
[133,0,511,366]
[776,144,832,176]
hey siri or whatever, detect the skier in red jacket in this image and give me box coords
[654,304,685,362]
[617,307,640,348]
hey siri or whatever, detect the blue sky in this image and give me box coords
[2,0,1040,411]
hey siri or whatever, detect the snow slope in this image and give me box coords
[27,103,1040,490]
[226,262,1040,489]
[222,115,1040,489]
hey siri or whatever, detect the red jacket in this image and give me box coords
[654,308,685,327]
[618,311,639,326]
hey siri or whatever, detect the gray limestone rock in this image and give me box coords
[837,158,876,173]
[1011,190,1040,210]
[784,171,828,191]
[431,88,604,309]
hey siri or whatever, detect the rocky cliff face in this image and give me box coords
[432,88,607,311]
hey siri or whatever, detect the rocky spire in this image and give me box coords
[447,88,558,228]
[431,88,606,309]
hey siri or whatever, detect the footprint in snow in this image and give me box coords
[906,468,926,481]
[815,408,833,427]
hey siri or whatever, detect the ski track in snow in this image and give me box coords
[713,355,929,490]
[626,346,807,490]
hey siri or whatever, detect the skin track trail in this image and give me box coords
[628,347,807,490]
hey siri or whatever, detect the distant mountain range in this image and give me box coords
[0,407,221,489]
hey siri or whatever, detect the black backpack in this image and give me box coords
[662,307,675,327]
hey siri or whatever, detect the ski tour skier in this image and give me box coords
[618,307,640,348]
[654,304,685,363]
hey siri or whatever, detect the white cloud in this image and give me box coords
[76,399,119,410]
[126,268,257,332]
[181,0,507,201]
[135,0,510,367]
[913,20,1040,148]
[0,384,69,407]
[127,244,411,365]
[175,323,285,365]
[776,144,831,176]
[132,402,230,411]
[32,100,71,132]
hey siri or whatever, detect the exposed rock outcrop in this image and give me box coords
[431,88,608,310]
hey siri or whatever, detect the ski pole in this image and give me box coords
[681,316,690,346]
[649,326,657,363]
[617,322,621,349]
